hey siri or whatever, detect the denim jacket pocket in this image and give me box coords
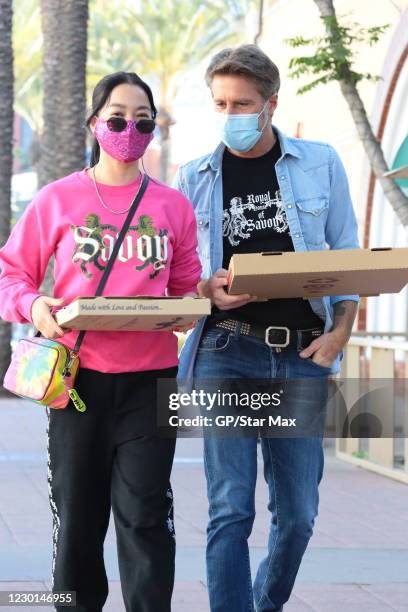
[295,197,328,245]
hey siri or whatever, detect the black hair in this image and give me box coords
[86,71,157,166]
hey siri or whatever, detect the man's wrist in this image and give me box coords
[329,326,350,346]
[330,300,358,347]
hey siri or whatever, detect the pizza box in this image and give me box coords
[227,248,408,299]
[55,296,211,331]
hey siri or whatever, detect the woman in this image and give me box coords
[0,72,201,612]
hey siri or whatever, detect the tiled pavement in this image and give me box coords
[0,396,407,611]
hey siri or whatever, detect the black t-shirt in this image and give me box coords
[206,139,323,329]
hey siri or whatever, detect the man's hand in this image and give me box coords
[299,300,358,368]
[172,321,197,333]
[198,268,257,310]
[299,329,348,368]
[31,296,67,339]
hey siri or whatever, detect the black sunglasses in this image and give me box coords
[106,116,156,134]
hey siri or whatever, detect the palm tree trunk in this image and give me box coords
[39,0,88,294]
[39,0,88,186]
[39,0,61,188]
[157,106,175,184]
[57,0,88,176]
[160,137,171,183]
[0,0,13,381]
[313,0,408,226]
[254,0,264,45]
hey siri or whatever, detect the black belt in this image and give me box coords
[213,319,324,352]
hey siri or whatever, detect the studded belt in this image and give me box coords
[213,319,324,352]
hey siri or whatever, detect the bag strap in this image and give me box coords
[70,173,150,354]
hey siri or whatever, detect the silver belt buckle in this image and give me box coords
[265,326,290,349]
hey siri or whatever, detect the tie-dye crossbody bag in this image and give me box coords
[3,174,149,412]
[3,335,82,410]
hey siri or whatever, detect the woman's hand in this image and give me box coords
[198,268,257,310]
[172,320,197,333]
[31,296,67,339]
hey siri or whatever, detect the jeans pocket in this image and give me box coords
[198,329,232,352]
[306,357,332,372]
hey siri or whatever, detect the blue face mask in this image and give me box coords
[215,101,269,152]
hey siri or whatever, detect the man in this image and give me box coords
[173,45,359,612]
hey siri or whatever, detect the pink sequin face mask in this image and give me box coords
[94,117,155,163]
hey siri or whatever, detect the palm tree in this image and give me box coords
[88,0,253,183]
[13,0,42,170]
[13,0,251,186]
[87,0,138,85]
[13,0,42,133]
[38,0,88,296]
[39,0,89,187]
[0,0,13,381]
[133,0,252,183]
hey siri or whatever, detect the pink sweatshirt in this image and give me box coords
[0,170,202,373]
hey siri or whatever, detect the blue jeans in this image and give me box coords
[193,325,330,612]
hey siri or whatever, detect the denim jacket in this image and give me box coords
[173,126,360,380]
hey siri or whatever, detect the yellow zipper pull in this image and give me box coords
[68,389,87,412]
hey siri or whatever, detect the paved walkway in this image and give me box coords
[0,396,407,611]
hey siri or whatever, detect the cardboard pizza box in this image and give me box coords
[227,248,408,299]
[55,296,211,331]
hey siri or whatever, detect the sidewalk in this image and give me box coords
[0,396,407,611]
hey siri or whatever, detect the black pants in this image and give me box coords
[45,366,178,612]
